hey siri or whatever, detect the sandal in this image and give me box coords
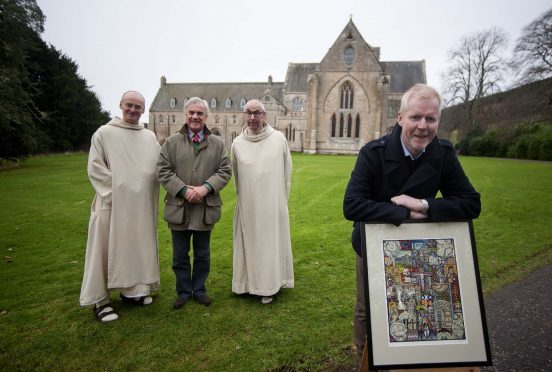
[93,303,118,322]
[120,294,152,306]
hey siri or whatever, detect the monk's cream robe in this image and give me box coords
[80,118,160,306]
[231,124,294,296]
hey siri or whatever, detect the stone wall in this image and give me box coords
[439,78,552,142]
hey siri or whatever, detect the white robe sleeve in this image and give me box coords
[231,142,240,199]
[87,129,112,203]
[284,139,292,201]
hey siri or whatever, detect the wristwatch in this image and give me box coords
[420,199,429,213]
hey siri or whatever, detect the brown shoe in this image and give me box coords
[173,297,189,310]
[195,294,212,306]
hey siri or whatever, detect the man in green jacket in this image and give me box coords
[157,97,232,309]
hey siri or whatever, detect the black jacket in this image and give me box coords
[343,124,481,256]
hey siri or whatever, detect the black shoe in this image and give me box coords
[173,297,189,310]
[195,294,212,306]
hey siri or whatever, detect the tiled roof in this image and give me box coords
[381,61,426,93]
[284,63,318,93]
[150,82,284,112]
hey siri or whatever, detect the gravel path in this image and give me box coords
[482,265,552,371]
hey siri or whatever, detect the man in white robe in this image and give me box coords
[231,99,294,304]
[80,91,160,322]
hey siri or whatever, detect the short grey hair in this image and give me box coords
[399,84,442,118]
[184,97,210,117]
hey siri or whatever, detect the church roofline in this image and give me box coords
[150,79,285,112]
[161,81,284,86]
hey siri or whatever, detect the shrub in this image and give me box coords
[479,131,500,157]
[463,121,551,160]
[538,130,552,160]
[508,135,530,158]
[527,135,542,160]
[458,128,485,155]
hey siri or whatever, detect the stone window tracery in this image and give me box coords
[343,46,356,67]
[340,82,354,109]
[292,97,304,112]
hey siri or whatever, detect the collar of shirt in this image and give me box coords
[400,136,425,160]
[189,130,204,141]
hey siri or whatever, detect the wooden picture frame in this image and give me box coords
[361,220,492,370]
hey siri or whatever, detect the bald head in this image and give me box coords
[244,99,265,112]
[119,91,145,125]
[243,99,266,134]
[121,90,145,103]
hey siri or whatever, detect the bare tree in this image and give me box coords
[511,8,552,84]
[441,27,508,130]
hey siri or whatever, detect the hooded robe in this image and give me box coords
[80,117,160,306]
[231,124,294,296]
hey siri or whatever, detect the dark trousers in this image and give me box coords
[171,229,211,299]
[355,254,367,355]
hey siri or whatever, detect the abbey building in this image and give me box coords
[148,19,426,154]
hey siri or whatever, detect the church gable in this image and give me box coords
[149,19,426,155]
[318,19,382,73]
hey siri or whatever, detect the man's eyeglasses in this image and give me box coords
[244,111,264,118]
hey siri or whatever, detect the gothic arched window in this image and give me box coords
[292,97,304,112]
[355,114,360,138]
[331,113,336,137]
[347,114,352,138]
[339,113,344,137]
[340,82,354,109]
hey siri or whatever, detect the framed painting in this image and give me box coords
[361,220,492,370]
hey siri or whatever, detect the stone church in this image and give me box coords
[148,19,426,154]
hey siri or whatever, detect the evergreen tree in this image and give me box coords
[1,0,110,160]
[0,0,45,159]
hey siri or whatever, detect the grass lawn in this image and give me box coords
[0,153,550,370]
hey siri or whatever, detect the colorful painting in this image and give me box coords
[383,238,466,342]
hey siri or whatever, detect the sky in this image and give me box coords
[36,0,551,121]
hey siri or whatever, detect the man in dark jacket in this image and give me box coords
[343,84,481,361]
